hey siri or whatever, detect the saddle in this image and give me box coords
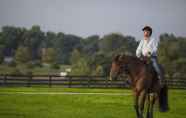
[140,56,158,77]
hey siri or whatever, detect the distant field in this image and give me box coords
[0,87,185,118]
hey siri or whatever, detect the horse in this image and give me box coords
[110,54,169,118]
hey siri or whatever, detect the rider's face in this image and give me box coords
[143,30,151,38]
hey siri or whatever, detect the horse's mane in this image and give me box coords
[115,54,144,65]
[125,55,143,64]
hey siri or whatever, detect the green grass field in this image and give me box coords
[0,87,185,118]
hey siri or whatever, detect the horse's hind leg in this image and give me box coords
[134,91,140,118]
[146,94,150,118]
[134,95,140,118]
[139,90,147,118]
[134,90,147,118]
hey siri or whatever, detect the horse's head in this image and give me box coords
[109,54,129,80]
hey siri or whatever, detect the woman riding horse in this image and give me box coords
[110,26,168,118]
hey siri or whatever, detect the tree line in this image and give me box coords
[0,25,186,78]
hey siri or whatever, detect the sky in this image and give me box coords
[0,0,186,39]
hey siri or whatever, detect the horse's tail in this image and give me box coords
[159,84,169,112]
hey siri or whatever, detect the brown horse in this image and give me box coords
[110,54,169,118]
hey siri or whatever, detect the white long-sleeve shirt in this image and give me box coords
[136,37,159,58]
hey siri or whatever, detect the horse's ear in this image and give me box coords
[119,54,125,61]
[113,54,120,61]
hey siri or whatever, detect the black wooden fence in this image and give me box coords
[0,74,186,89]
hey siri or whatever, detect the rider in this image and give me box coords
[136,25,163,85]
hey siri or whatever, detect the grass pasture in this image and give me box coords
[0,87,185,118]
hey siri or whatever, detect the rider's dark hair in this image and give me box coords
[142,26,152,36]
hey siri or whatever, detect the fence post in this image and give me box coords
[49,75,52,87]
[105,77,108,88]
[4,74,7,86]
[87,76,91,88]
[27,75,32,87]
[169,75,173,88]
[68,76,72,88]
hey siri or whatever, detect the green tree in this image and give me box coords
[70,57,91,75]
[53,33,83,64]
[15,47,31,64]
[0,45,4,64]
[43,31,57,48]
[70,49,91,75]
[70,49,81,65]
[158,33,186,77]
[93,65,104,76]
[0,33,5,63]
[41,48,57,64]
[53,32,65,64]
[99,33,137,58]
[1,26,24,56]
[82,35,99,56]
[23,25,45,60]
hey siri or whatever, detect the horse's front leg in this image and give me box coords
[134,91,140,118]
[139,90,147,118]
[134,90,146,118]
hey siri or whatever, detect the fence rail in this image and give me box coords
[0,74,186,89]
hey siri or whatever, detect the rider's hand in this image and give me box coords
[147,52,152,57]
[145,52,151,57]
